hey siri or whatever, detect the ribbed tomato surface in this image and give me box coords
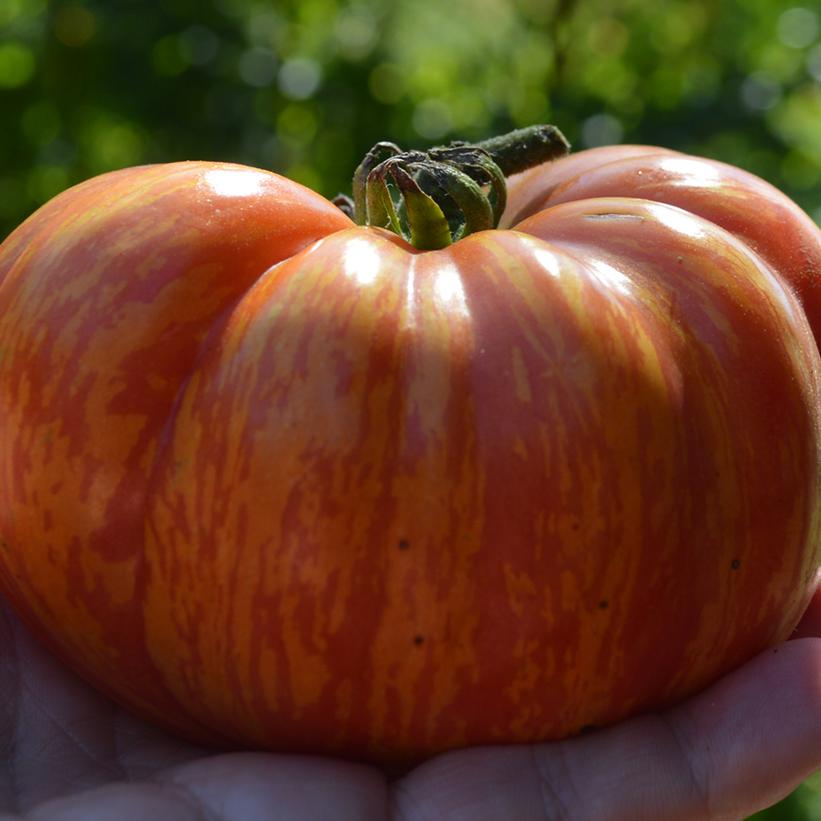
[0,150,819,765]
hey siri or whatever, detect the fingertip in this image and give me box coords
[668,636,821,817]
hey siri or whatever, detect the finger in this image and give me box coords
[26,783,210,821]
[24,753,388,821]
[161,752,388,821]
[392,638,821,820]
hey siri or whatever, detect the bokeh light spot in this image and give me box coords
[278,58,322,100]
[0,43,35,89]
[239,47,278,88]
[778,7,819,49]
[412,99,452,140]
[741,73,782,112]
[581,114,623,147]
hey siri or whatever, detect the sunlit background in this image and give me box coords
[1,0,821,815]
[2,0,821,239]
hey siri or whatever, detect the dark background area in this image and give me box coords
[1,1,820,816]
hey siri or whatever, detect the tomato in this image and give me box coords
[0,143,819,767]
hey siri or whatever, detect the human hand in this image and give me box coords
[1,591,819,821]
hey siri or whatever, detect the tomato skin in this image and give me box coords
[0,151,819,765]
[0,162,352,740]
[505,146,821,346]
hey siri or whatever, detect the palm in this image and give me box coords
[2,594,820,821]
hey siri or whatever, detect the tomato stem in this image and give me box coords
[348,124,570,249]
[477,125,570,176]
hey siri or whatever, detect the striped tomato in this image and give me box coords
[0,130,819,766]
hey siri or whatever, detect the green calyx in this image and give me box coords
[342,124,570,250]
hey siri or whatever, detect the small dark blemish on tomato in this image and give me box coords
[413,635,425,646]
[731,559,741,570]
[598,599,609,610]
[398,538,410,550]
[580,724,598,735]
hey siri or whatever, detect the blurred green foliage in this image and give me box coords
[1,0,820,816]
[1,0,821,240]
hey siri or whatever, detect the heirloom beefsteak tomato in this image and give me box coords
[0,133,819,766]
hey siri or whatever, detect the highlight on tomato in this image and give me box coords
[0,124,819,766]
